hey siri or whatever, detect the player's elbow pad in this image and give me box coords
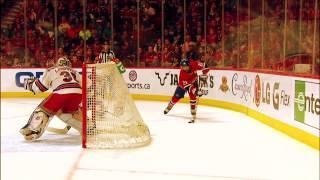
[31,79,49,94]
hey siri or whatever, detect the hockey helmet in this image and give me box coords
[180,59,190,66]
[56,57,71,67]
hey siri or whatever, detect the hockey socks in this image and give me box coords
[188,109,196,123]
[164,101,175,114]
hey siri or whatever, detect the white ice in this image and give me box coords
[1,98,319,180]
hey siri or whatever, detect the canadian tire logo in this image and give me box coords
[254,75,261,107]
[129,70,137,82]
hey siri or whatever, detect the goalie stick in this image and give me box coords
[47,125,71,135]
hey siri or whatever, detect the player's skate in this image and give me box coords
[19,108,51,141]
[164,104,173,114]
[188,109,196,123]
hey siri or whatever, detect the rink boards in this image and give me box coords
[1,68,319,149]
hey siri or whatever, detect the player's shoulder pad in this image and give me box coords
[189,59,197,64]
[47,66,56,71]
[189,59,204,67]
[71,68,79,74]
[198,61,205,67]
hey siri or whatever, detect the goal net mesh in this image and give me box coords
[82,63,151,148]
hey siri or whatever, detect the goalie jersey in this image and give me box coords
[31,66,82,94]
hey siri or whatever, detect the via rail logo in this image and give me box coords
[294,80,320,125]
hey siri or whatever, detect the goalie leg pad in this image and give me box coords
[57,113,82,133]
[20,108,51,141]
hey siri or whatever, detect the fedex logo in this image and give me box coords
[15,72,44,87]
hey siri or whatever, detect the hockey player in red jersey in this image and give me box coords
[164,59,209,123]
[20,57,82,140]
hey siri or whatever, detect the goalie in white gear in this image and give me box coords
[20,57,83,141]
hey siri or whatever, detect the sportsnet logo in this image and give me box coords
[294,80,320,129]
[129,70,137,82]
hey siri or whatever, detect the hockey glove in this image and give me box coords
[198,75,208,97]
[199,74,208,82]
[24,77,36,94]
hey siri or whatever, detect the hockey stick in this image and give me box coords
[47,125,71,135]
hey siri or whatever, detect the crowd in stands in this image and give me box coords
[0,0,319,73]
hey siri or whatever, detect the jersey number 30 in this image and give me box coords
[60,71,79,82]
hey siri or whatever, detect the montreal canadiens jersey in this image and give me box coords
[32,66,82,94]
[178,60,209,89]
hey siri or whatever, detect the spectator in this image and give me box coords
[144,46,157,67]
[143,2,156,16]
[71,55,82,68]
[12,57,23,68]
[0,0,318,75]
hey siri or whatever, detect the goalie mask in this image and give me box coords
[57,57,71,67]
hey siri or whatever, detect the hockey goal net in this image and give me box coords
[82,63,151,148]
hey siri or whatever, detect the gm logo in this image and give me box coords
[15,72,44,87]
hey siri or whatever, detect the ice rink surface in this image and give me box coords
[1,98,319,180]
